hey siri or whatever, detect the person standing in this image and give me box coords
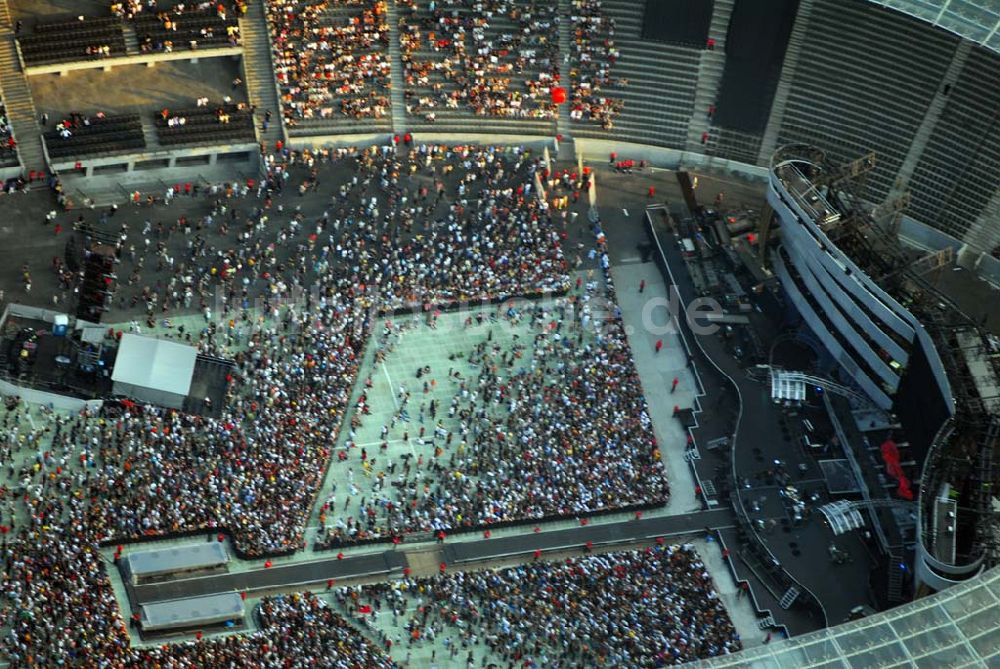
[655,339,663,353]
[639,279,645,293]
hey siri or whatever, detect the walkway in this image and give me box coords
[612,261,702,513]
[132,549,407,603]
[130,509,731,604]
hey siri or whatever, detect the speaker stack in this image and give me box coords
[75,243,117,322]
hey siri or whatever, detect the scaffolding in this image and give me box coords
[767,145,1000,573]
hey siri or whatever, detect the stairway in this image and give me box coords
[964,187,1000,254]
[557,0,571,140]
[886,548,905,603]
[684,0,734,152]
[140,114,159,151]
[239,0,283,150]
[757,0,815,164]
[123,24,140,57]
[385,0,406,134]
[886,39,972,203]
[0,21,46,176]
[777,585,800,609]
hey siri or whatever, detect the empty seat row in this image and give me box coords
[20,25,125,50]
[19,28,128,66]
[31,16,122,33]
[48,138,146,159]
[158,130,253,144]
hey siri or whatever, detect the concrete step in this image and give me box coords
[140,115,159,151]
[556,0,571,139]
[385,0,407,133]
[239,0,283,148]
[0,34,43,173]
[123,24,140,56]
[757,0,816,164]
[683,0,735,152]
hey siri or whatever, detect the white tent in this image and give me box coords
[111,334,197,409]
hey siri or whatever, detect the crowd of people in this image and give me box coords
[266,0,392,125]
[0,104,17,162]
[0,141,597,665]
[1,537,395,669]
[68,143,569,559]
[111,1,247,21]
[397,0,559,123]
[568,0,624,130]
[111,0,245,54]
[339,544,742,666]
[256,0,624,129]
[0,131,711,667]
[317,268,668,547]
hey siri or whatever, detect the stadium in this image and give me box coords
[0,0,997,667]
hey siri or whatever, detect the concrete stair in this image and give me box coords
[570,0,699,149]
[140,114,159,151]
[964,188,1000,254]
[684,0,734,152]
[0,24,46,175]
[123,24,140,57]
[386,0,406,134]
[239,0,283,150]
[557,0,571,140]
[756,0,814,164]
[886,39,972,203]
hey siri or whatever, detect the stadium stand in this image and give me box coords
[907,46,1000,242]
[567,0,625,132]
[131,5,243,53]
[569,0,699,148]
[772,0,960,201]
[396,0,558,135]
[265,0,392,135]
[43,113,145,159]
[153,104,256,146]
[17,17,128,67]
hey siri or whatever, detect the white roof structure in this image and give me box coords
[140,592,244,632]
[772,370,807,403]
[112,334,197,398]
[123,542,229,583]
[687,566,1000,668]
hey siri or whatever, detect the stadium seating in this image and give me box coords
[18,17,128,67]
[569,0,699,149]
[907,47,1000,241]
[153,105,256,146]
[774,0,958,201]
[134,7,241,53]
[43,114,145,159]
[266,0,392,135]
[397,0,558,135]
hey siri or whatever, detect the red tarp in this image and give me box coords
[880,439,914,500]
